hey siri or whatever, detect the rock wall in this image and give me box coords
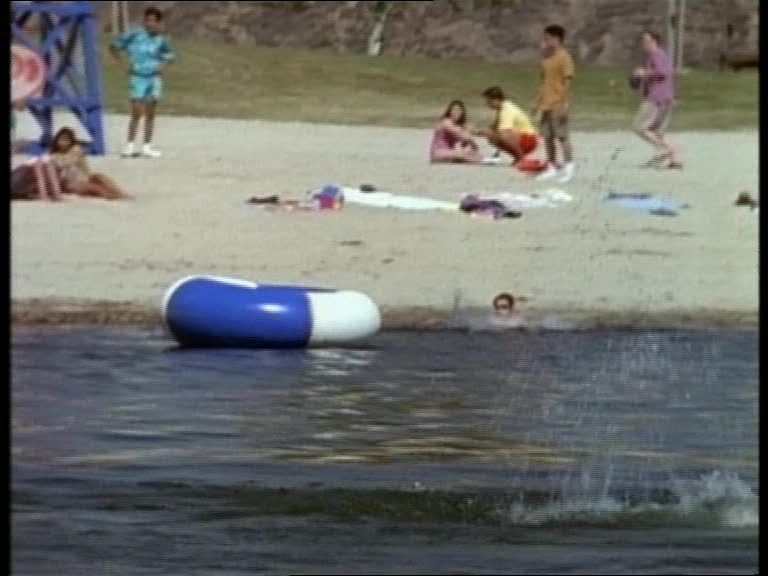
[95,0,759,68]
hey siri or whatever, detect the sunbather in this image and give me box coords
[429,100,481,164]
[49,127,130,200]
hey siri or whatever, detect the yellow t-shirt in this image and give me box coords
[538,47,575,111]
[495,101,536,134]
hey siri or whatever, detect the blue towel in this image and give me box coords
[602,193,686,216]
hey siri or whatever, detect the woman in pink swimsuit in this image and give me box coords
[429,100,480,163]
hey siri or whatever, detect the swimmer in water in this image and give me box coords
[490,292,525,328]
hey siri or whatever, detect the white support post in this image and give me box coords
[667,0,677,65]
[675,0,685,71]
[112,1,129,35]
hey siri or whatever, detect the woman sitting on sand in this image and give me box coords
[429,100,481,164]
[49,127,130,200]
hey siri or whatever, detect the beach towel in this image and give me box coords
[602,192,687,216]
[337,186,571,214]
[340,187,458,212]
[464,189,573,210]
[459,195,521,219]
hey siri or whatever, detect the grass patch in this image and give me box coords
[101,38,758,131]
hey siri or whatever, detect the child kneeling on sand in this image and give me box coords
[473,86,538,166]
[429,100,481,163]
[49,128,130,200]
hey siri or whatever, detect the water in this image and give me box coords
[12,326,758,575]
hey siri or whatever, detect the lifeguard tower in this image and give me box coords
[11,1,106,155]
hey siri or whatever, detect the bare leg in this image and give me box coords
[431,147,481,164]
[78,180,124,200]
[31,159,63,201]
[31,161,48,200]
[633,104,671,160]
[128,100,144,142]
[637,128,669,152]
[489,130,524,163]
[77,182,107,198]
[144,99,157,144]
[42,159,63,200]
[90,173,131,199]
[658,135,681,165]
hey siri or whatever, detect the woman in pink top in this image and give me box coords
[631,31,682,169]
[429,100,481,163]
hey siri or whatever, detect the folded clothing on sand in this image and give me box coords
[459,195,521,219]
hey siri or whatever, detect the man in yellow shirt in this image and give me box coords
[533,25,575,183]
[473,86,538,165]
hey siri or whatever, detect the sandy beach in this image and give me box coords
[11,113,758,328]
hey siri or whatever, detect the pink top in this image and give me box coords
[644,48,675,105]
[429,121,461,159]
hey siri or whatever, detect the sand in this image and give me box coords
[11,113,758,328]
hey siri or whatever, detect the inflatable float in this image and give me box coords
[162,275,381,348]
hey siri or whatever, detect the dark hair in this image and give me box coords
[49,127,80,153]
[644,31,662,44]
[544,25,566,42]
[482,86,505,100]
[492,292,515,309]
[144,7,164,20]
[441,100,467,126]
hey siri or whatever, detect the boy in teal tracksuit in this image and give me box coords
[110,6,175,158]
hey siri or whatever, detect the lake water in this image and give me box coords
[12,326,759,575]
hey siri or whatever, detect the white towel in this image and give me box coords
[341,187,458,212]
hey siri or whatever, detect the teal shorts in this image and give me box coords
[129,74,163,101]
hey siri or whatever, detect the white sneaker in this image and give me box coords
[535,164,558,181]
[121,142,138,158]
[141,144,162,158]
[556,162,575,183]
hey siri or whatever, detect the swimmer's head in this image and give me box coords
[492,292,515,316]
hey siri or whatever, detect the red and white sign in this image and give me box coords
[12,43,46,104]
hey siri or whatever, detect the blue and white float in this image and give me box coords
[162,275,381,348]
